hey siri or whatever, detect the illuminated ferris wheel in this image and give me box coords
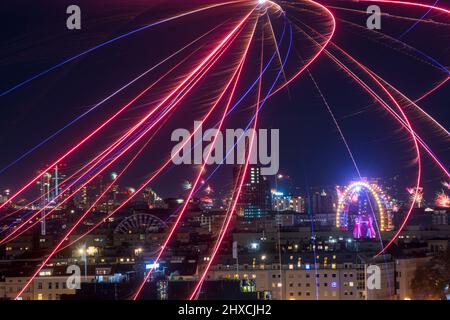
[114,213,167,235]
[336,181,396,239]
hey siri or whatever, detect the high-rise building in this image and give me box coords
[307,190,333,214]
[74,175,105,211]
[0,189,10,204]
[234,165,271,220]
[36,164,67,235]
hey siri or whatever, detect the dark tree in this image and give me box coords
[411,249,450,300]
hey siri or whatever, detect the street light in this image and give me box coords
[78,245,87,281]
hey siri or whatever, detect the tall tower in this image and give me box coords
[38,164,66,236]
[234,165,272,220]
[39,171,52,236]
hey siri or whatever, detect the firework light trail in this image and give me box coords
[13,7,257,299]
[132,10,259,301]
[44,12,290,260]
[0,0,448,301]
[2,16,249,248]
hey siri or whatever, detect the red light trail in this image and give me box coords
[1,10,250,245]
[132,12,258,301]
[14,8,255,300]
[189,25,265,300]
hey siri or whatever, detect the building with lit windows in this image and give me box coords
[307,189,336,214]
[235,165,271,220]
[0,264,132,300]
[207,253,395,300]
[272,194,305,213]
[0,189,9,204]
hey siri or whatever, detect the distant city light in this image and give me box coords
[250,242,259,250]
[86,246,97,256]
[183,180,192,190]
[145,262,160,270]
[436,191,450,208]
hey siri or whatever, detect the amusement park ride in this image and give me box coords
[336,180,396,239]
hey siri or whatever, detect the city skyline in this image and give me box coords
[0,0,449,303]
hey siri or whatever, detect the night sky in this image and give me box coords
[0,0,448,202]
